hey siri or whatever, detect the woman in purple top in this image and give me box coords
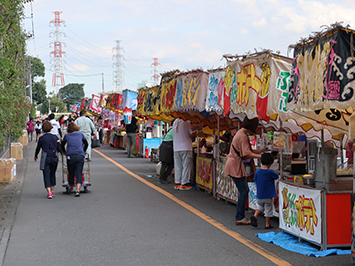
[34,121,63,199]
[26,117,35,142]
[62,122,88,197]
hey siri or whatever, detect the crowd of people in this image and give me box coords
[31,111,277,229]
[33,111,111,199]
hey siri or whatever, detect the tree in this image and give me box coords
[0,0,33,147]
[28,56,45,80]
[32,79,47,104]
[59,83,85,109]
[27,56,47,105]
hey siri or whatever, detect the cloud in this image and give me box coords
[71,64,89,71]
[253,17,267,27]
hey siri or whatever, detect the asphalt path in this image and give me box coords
[0,142,351,266]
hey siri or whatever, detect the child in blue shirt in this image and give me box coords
[250,152,279,229]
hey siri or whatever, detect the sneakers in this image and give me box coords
[47,193,52,199]
[75,190,80,197]
[69,190,75,195]
[179,184,193,191]
[51,192,54,198]
[174,184,181,190]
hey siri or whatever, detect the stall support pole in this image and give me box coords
[280,121,283,179]
[321,129,326,189]
[340,133,344,168]
[352,145,355,263]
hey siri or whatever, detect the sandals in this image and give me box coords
[250,216,258,227]
[235,218,251,225]
[265,224,274,229]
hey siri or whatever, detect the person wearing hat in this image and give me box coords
[224,117,268,226]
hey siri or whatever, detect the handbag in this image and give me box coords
[232,145,254,181]
[39,152,47,170]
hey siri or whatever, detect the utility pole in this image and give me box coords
[49,11,66,96]
[112,40,124,92]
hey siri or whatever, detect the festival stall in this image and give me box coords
[282,25,355,250]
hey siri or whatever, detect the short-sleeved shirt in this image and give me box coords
[173,118,192,152]
[50,119,61,135]
[254,169,279,199]
[75,116,96,137]
[62,132,86,157]
[224,129,253,178]
[163,128,173,142]
[27,121,34,132]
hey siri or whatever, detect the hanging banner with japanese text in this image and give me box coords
[287,28,355,112]
[206,70,224,115]
[227,58,269,121]
[160,77,177,114]
[279,181,322,245]
[141,86,161,116]
[174,71,209,112]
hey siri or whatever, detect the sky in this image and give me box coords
[23,0,355,98]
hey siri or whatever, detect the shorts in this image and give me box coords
[257,198,273,217]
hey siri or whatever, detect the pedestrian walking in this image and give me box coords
[34,121,42,142]
[34,121,63,199]
[74,110,96,161]
[224,117,267,226]
[172,118,196,190]
[48,113,63,140]
[26,117,35,143]
[158,126,174,184]
[250,152,279,229]
[61,122,88,197]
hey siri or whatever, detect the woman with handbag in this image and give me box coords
[224,117,267,225]
[34,121,63,199]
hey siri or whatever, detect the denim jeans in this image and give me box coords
[126,133,136,157]
[67,154,85,186]
[231,176,249,221]
[42,156,58,188]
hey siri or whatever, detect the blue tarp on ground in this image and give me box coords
[256,232,351,257]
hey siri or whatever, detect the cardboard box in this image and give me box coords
[18,132,28,146]
[0,158,16,183]
[11,142,23,161]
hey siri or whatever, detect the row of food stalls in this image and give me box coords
[73,25,355,256]
[136,25,355,253]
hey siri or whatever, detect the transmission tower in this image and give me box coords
[49,11,66,95]
[151,58,161,85]
[112,40,124,92]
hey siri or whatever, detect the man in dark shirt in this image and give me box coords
[126,110,138,158]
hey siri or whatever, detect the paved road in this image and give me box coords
[0,143,351,266]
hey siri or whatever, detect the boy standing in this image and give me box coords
[250,153,278,229]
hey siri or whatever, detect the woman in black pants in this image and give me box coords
[158,127,174,184]
[62,122,88,197]
[34,121,63,199]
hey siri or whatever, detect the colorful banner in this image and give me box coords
[196,156,213,190]
[141,86,161,116]
[160,77,177,113]
[227,58,268,121]
[121,89,138,110]
[287,28,355,112]
[279,181,322,245]
[174,71,209,112]
[90,94,102,113]
[71,102,81,114]
[206,70,224,114]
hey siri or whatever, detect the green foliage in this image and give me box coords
[49,97,66,113]
[0,0,33,146]
[59,83,85,109]
[27,56,45,79]
[32,79,46,104]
